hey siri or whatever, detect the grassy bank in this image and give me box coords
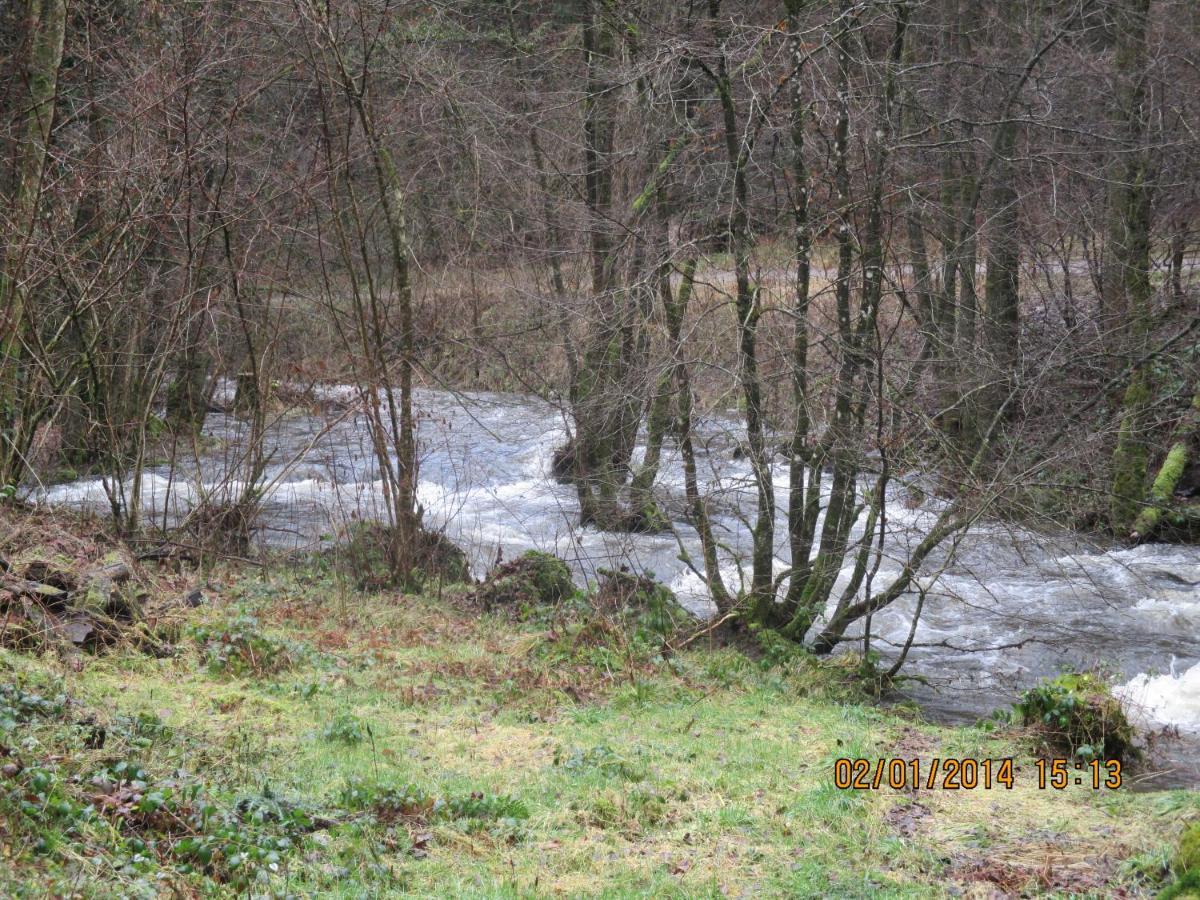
[0,559,1194,898]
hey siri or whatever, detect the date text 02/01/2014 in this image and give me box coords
[833,757,1123,791]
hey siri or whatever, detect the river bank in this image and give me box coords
[0,542,1193,897]
[34,389,1200,758]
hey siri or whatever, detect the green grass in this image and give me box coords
[0,565,1192,897]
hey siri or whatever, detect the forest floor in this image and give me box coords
[0,545,1195,898]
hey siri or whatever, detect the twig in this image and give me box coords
[675,611,738,649]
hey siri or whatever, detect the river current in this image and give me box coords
[38,387,1200,787]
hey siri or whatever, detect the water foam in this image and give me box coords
[1118,660,1200,733]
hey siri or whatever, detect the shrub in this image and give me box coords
[0,682,66,734]
[337,778,527,834]
[338,521,469,591]
[442,792,528,825]
[234,788,315,831]
[111,711,173,748]
[339,778,433,823]
[1159,870,1200,900]
[591,569,689,639]
[554,744,646,782]
[1177,822,1200,874]
[577,788,667,834]
[1163,824,1200,899]
[0,692,307,892]
[12,766,95,831]
[91,773,307,887]
[1014,672,1136,762]
[752,626,810,670]
[190,614,294,677]
[174,820,297,886]
[93,758,150,788]
[468,550,574,610]
[320,713,367,745]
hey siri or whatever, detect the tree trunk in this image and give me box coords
[626,49,677,533]
[1170,226,1188,305]
[350,108,420,556]
[528,131,580,399]
[307,5,423,563]
[671,259,731,611]
[1107,0,1155,535]
[165,314,214,434]
[783,0,907,641]
[783,1,859,639]
[982,118,1021,426]
[0,0,67,487]
[711,0,774,610]
[570,0,643,530]
[782,0,815,623]
[628,270,673,533]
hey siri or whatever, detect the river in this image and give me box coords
[39,387,1200,788]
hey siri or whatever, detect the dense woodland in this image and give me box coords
[5,3,1200,895]
[2,0,1199,655]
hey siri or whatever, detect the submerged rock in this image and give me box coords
[550,441,576,484]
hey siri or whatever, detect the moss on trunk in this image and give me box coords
[1111,368,1152,534]
[1130,390,1200,541]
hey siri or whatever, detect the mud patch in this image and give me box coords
[884,799,931,838]
[949,846,1131,897]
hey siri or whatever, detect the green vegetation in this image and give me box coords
[337,522,470,592]
[465,549,574,609]
[590,568,690,641]
[1177,822,1200,873]
[1013,672,1137,763]
[0,563,1191,897]
[1164,823,1200,898]
[191,613,298,678]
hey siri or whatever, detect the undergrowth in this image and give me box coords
[0,564,1190,897]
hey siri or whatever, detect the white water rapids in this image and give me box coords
[34,387,1200,785]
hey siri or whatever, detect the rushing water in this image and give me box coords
[39,387,1200,787]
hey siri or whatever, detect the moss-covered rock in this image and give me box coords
[468,551,574,609]
[18,554,81,594]
[1,546,149,651]
[1015,672,1137,763]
